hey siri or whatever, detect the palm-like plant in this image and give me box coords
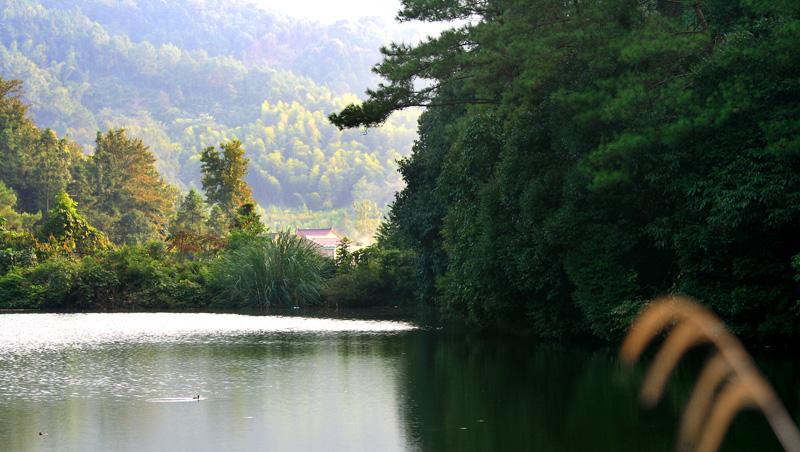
[212,230,326,309]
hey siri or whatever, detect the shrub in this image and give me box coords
[0,270,37,309]
[210,230,327,309]
[320,268,387,308]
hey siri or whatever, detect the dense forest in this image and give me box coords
[0,0,425,317]
[0,72,413,312]
[335,0,800,343]
[0,0,425,231]
[2,0,799,345]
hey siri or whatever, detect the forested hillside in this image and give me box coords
[337,0,800,343]
[0,0,421,223]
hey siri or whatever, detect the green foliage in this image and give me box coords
[0,242,37,275]
[0,77,79,216]
[349,0,800,342]
[387,93,465,305]
[69,129,179,244]
[334,237,353,273]
[170,188,208,234]
[38,189,110,256]
[0,243,212,310]
[117,210,157,245]
[320,269,385,308]
[206,205,228,237]
[0,180,40,230]
[321,243,416,307]
[200,139,254,217]
[30,128,74,213]
[100,244,210,309]
[0,270,36,308]
[0,1,420,214]
[209,230,327,309]
[228,202,266,236]
[222,202,267,254]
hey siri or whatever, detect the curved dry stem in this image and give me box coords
[695,379,754,452]
[640,321,707,408]
[620,295,690,363]
[676,353,733,451]
[621,295,800,452]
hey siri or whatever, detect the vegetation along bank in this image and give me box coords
[1,0,799,347]
[331,0,800,345]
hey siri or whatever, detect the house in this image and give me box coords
[296,227,344,258]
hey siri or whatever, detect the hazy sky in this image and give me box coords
[244,0,404,24]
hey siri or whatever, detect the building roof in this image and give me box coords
[308,237,341,248]
[296,228,343,240]
[296,227,344,250]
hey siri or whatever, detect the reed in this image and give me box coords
[620,294,800,452]
[212,230,327,309]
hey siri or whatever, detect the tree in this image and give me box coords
[206,205,228,237]
[329,0,712,129]
[387,92,465,305]
[334,237,353,273]
[0,78,51,214]
[30,128,75,213]
[200,139,254,217]
[333,0,800,343]
[117,210,158,245]
[71,129,178,243]
[0,78,30,127]
[353,199,380,240]
[0,180,40,230]
[38,189,110,256]
[170,188,208,234]
[229,202,265,236]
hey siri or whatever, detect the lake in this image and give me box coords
[0,312,796,452]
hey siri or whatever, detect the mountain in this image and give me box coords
[0,0,421,216]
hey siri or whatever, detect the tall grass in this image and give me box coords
[211,230,327,309]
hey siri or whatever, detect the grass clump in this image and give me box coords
[210,230,328,309]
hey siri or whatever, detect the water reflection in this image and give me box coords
[396,331,790,452]
[0,313,416,352]
[0,313,416,452]
[0,313,794,452]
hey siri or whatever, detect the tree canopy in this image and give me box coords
[0,0,421,219]
[70,129,179,244]
[360,0,800,342]
[200,139,254,217]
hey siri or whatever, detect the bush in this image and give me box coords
[99,244,211,309]
[210,230,327,309]
[322,243,417,308]
[25,259,79,309]
[0,270,38,309]
[320,268,387,308]
[0,243,214,311]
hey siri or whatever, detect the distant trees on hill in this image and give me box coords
[0,0,420,216]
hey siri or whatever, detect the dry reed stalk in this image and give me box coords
[620,294,800,452]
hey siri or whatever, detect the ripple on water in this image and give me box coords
[0,312,417,403]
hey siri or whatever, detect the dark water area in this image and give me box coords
[0,312,796,451]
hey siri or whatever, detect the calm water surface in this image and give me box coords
[0,312,796,452]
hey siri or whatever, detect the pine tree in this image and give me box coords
[170,188,209,234]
